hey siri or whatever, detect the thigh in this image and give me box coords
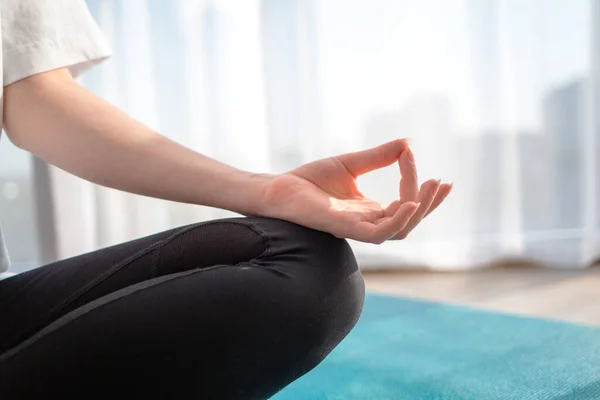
[0,218,269,354]
[0,217,364,399]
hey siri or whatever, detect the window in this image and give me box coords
[0,140,42,273]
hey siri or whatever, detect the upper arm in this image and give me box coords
[1,0,111,144]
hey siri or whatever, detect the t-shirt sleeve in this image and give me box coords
[1,0,112,86]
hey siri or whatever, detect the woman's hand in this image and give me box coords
[261,139,452,244]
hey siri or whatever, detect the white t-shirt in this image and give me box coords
[0,0,111,279]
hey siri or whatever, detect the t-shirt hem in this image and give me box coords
[3,34,112,86]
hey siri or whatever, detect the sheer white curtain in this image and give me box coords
[50,0,600,270]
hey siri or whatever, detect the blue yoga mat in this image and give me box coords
[272,293,600,400]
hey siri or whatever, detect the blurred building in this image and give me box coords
[542,79,585,230]
[453,130,553,240]
[454,132,502,236]
[516,132,553,232]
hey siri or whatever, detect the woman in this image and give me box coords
[0,1,452,399]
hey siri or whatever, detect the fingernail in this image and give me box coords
[436,179,441,185]
[406,149,415,163]
[449,182,454,187]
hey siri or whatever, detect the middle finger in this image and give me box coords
[392,179,440,239]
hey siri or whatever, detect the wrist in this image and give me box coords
[239,171,277,217]
[210,169,275,217]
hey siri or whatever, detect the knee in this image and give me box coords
[303,230,366,331]
[291,239,365,374]
[305,253,365,364]
[252,216,362,283]
[255,218,365,368]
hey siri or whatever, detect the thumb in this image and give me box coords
[336,139,410,177]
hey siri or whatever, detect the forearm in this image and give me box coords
[3,69,270,216]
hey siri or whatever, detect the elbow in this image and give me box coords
[2,68,73,154]
[3,85,37,151]
[3,128,29,151]
[3,114,39,152]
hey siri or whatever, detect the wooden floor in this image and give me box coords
[362,265,600,326]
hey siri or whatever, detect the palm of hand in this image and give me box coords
[291,157,386,218]
[263,140,452,244]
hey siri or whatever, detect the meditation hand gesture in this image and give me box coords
[261,139,452,244]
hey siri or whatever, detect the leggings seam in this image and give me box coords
[15,218,273,348]
[56,221,247,310]
[14,240,166,347]
[241,220,273,258]
[0,264,234,361]
[149,243,161,279]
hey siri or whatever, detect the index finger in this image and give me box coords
[399,148,419,202]
[336,139,409,178]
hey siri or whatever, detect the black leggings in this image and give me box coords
[0,217,364,399]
